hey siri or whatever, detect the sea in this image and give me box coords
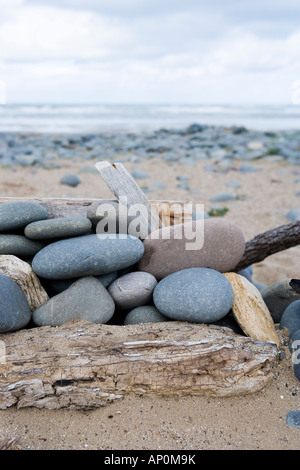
[0,103,299,134]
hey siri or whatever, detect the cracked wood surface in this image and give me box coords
[0,320,279,410]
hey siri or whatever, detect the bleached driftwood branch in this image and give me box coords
[0,320,278,410]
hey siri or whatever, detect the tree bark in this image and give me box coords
[235,220,300,271]
[0,320,278,410]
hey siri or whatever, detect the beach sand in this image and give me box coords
[0,156,300,450]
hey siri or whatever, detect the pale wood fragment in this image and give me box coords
[95,161,162,237]
[0,320,279,410]
[0,255,49,310]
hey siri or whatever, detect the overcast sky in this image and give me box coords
[0,0,299,104]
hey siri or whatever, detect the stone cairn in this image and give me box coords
[0,161,299,410]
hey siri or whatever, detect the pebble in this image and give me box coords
[0,201,48,231]
[0,235,44,257]
[280,301,300,337]
[289,329,300,353]
[285,209,300,222]
[60,174,81,187]
[24,217,92,240]
[209,192,236,202]
[33,276,115,327]
[0,274,31,332]
[131,169,150,179]
[225,180,241,188]
[123,305,169,325]
[32,234,144,280]
[153,267,233,323]
[108,271,157,309]
[286,411,300,429]
[261,279,300,323]
[138,219,245,280]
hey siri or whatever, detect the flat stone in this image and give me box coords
[209,192,236,202]
[0,274,31,332]
[124,305,169,325]
[138,219,245,280]
[280,301,300,338]
[285,209,300,222]
[225,180,241,188]
[60,174,81,187]
[224,272,279,346]
[0,235,45,257]
[25,217,92,240]
[32,276,115,327]
[108,271,157,309]
[153,267,233,323]
[261,279,300,323]
[0,201,48,231]
[32,234,144,280]
[131,169,150,179]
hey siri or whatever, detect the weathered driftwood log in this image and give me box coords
[0,320,278,410]
[235,220,300,271]
[0,197,192,227]
[0,255,49,310]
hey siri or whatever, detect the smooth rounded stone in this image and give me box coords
[131,169,150,179]
[261,279,300,323]
[138,219,245,280]
[124,306,169,325]
[32,276,115,327]
[32,234,144,280]
[224,272,279,346]
[239,163,260,173]
[225,180,241,188]
[24,217,92,240]
[285,209,300,222]
[253,282,267,292]
[108,271,157,309]
[209,192,236,202]
[0,201,48,232]
[153,267,233,323]
[0,274,31,332]
[60,174,81,187]
[286,411,300,428]
[0,235,44,257]
[237,268,252,282]
[45,271,118,294]
[280,301,300,338]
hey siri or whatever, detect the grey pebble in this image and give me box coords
[124,305,169,325]
[153,267,233,323]
[0,274,31,332]
[286,411,300,429]
[108,271,157,309]
[261,279,300,323]
[285,209,300,222]
[33,276,115,327]
[280,301,300,337]
[209,192,236,202]
[25,217,92,240]
[0,201,48,231]
[0,235,44,257]
[60,174,81,187]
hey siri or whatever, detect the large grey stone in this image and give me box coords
[124,305,169,325]
[0,274,31,332]
[32,233,144,280]
[32,276,115,327]
[138,219,245,280]
[44,271,118,294]
[25,217,92,240]
[280,300,300,338]
[0,235,44,257]
[153,267,233,323]
[261,279,300,323]
[0,201,48,231]
[108,271,157,309]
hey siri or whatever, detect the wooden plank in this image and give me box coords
[95,161,162,237]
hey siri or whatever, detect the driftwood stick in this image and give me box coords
[235,220,300,271]
[0,320,278,410]
[95,161,162,237]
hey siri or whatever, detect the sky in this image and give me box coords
[0,0,299,104]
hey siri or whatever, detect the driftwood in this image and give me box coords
[0,320,278,410]
[0,255,49,310]
[236,220,300,271]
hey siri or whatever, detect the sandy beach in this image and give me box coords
[0,147,300,451]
